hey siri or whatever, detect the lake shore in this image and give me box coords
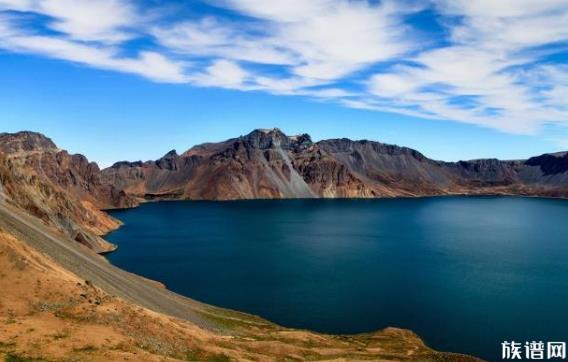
[0,201,484,361]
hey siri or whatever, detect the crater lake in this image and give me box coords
[106,197,568,360]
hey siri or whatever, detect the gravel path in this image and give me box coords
[0,202,220,331]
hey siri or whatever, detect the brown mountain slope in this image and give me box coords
[0,131,136,252]
[102,128,568,201]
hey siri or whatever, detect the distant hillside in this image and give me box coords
[101,128,568,201]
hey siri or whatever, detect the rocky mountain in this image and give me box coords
[0,131,136,253]
[1,128,566,253]
[101,128,568,200]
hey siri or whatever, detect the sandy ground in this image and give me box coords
[0,202,484,361]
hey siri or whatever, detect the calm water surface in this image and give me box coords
[107,197,568,360]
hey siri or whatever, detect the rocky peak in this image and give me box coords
[239,128,316,152]
[242,128,292,150]
[288,133,313,151]
[110,160,145,169]
[0,131,58,153]
[155,149,180,170]
[162,149,178,158]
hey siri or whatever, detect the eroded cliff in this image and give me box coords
[0,131,136,252]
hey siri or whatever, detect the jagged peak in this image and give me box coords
[162,149,178,158]
[110,160,144,168]
[246,128,287,137]
[288,133,312,142]
[258,127,280,133]
[0,131,58,153]
[240,128,313,150]
[241,128,290,149]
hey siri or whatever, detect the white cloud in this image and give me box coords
[223,0,417,80]
[435,0,568,54]
[0,0,138,43]
[38,0,137,43]
[369,73,420,97]
[299,87,356,99]
[435,0,567,20]
[153,0,419,82]
[0,0,34,11]
[0,1,189,83]
[252,75,323,94]
[115,51,188,83]
[214,0,333,22]
[0,0,567,137]
[193,59,249,88]
[0,14,187,83]
[363,0,568,134]
[152,17,297,65]
[0,13,16,35]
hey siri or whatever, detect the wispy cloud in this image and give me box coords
[152,17,298,66]
[0,0,567,136]
[0,0,139,42]
[152,0,418,82]
[363,0,568,134]
[0,16,188,82]
[193,59,250,88]
[0,1,188,82]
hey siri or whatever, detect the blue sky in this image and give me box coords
[0,0,567,167]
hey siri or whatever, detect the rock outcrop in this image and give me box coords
[101,128,568,200]
[0,131,136,253]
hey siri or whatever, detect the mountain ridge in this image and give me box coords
[2,128,567,254]
[106,128,565,173]
[100,128,568,201]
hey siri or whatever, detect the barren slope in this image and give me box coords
[0,132,137,252]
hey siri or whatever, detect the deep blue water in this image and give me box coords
[106,197,568,361]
